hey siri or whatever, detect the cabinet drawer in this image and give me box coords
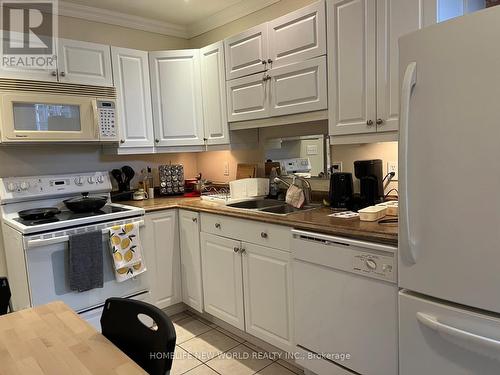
[200,213,290,252]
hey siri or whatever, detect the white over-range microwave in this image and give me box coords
[0,79,119,143]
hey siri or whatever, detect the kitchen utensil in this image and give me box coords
[236,163,257,180]
[63,193,108,213]
[121,166,135,190]
[18,207,60,220]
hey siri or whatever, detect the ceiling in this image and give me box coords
[63,0,242,25]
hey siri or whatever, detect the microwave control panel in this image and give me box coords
[96,99,117,140]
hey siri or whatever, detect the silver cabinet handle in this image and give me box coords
[267,59,273,64]
[215,223,221,229]
[51,71,57,76]
[366,120,374,126]
[261,60,267,65]
[233,247,240,253]
[60,71,66,77]
[120,139,125,144]
[376,118,384,125]
[192,217,197,223]
[155,139,160,143]
[240,248,246,254]
[261,232,268,238]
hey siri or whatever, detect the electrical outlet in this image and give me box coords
[387,161,398,181]
[331,161,343,173]
[223,161,230,176]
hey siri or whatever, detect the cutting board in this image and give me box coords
[236,163,257,179]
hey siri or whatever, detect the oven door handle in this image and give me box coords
[26,220,145,249]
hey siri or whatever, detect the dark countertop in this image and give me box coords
[122,197,398,246]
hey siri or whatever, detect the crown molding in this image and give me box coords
[187,0,280,38]
[58,1,189,38]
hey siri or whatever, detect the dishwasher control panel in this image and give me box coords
[353,253,395,281]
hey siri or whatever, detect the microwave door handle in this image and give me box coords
[26,220,145,249]
[91,99,99,139]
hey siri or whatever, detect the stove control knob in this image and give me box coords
[87,176,95,184]
[7,182,17,192]
[20,181,30,191]
[74,177,84,186]
[96,176,104,184]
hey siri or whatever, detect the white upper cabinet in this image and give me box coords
[224,24,268,80]
[376,0,436,133]
[328,0,377,136]
[200,42,230,145]
[227,72,269,122]
[149,49,205,147]
[269,56,327,117]
[111,47,154,148]
[328,0,438,138]
[58,39,113,86]
[268,1,326,68]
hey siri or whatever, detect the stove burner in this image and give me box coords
[14,205,131,226]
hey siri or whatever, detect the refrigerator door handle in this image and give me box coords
[400,62,417,264]
[417,312,500,358]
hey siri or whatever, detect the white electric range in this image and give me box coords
[0,172,150,329]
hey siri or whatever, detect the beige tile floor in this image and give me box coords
[170,311,304,375]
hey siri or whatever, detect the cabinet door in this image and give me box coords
[242,243,294,352]
[224,24,268,80]
[58,39,113,86]
[269,56,327,117]
[226,72,269,122]
[268,1,326,68]
[376,0,436,133]
[149,50,205,147]
[179,210,203,313]
[200,42,230,145]
[201,233,244,330]
[143,210,182,309]
[111,47,154,148]
[327,0,377,136]
[0,33,57,81]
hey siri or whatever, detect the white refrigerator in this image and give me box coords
[399,6,500,374]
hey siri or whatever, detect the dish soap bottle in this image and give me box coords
[269,167,279,199]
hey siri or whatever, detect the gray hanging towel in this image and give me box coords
[69,231,104,292]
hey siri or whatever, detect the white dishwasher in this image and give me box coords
[291,229,398,375]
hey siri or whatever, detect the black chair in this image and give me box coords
[100,298,176,375]
[0,277,11,315]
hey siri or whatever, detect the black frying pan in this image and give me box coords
[63,193,108,213]
[18,207,61,221]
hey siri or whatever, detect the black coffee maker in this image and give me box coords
[354,159,384,208]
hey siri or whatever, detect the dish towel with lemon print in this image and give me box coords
[109,222,146,282]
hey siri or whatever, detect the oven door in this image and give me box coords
[23,218,148,312]
[0,92,97,142]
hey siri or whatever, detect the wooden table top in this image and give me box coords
[0,301,147,375]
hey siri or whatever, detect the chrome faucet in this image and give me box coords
[273,176,312,205]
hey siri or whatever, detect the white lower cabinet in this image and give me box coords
[179,210,204,313]
[200,215,294,352]
[201,232,245,330]
[242,242,294,352]
[143,210,182,309]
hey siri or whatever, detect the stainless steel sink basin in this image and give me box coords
[226,199,286,210]
[226,199,320,216]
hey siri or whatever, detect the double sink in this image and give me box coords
[226,199,320,216]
